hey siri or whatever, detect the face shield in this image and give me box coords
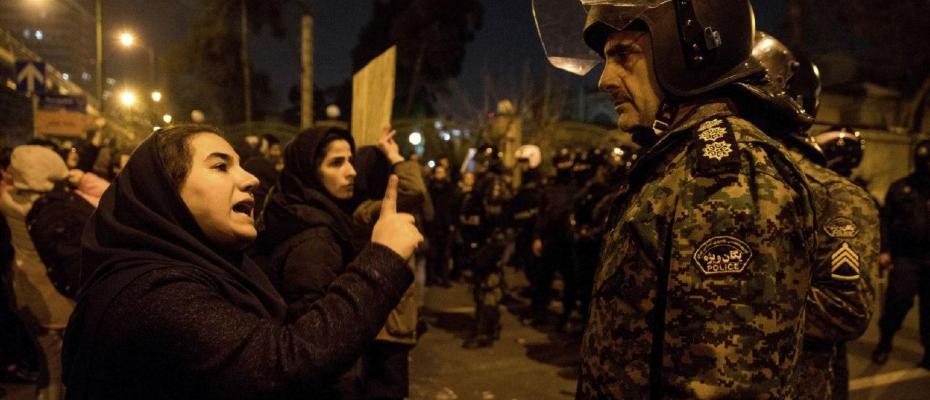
[532,0,668,76]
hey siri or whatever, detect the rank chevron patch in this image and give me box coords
[831,242,861,281]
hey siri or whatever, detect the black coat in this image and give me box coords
[63,130,412,400]
[882,174,930,257]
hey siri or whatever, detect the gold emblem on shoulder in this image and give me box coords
[698,127,727,142]
[702,141,733,161]
[698,119,723,132]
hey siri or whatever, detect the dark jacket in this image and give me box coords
[257,128,370,398]
[881,174,930,257]
[63,130,412,400]
[535,172,576,243]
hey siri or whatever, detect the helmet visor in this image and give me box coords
[532,0,667,76]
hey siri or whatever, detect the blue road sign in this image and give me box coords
[15,61,46,94]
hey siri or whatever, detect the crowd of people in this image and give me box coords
[1,1,930,399]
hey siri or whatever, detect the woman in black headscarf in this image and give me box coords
[62,125,422,399]
[256,127,368,398]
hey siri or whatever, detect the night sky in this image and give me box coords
[103,0,789,115]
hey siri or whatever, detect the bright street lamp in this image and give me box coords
[119,32,135,47]
[151,91,162,103]
[162,114,173,124]
[118,90,137,107]
[408,132,423,146]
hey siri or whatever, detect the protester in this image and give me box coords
[256,127,369,398]
[62,125,423,399]
[352,128,432,399]
[0,145,73,400]
[0,146,40,387]
[426,164,456,287]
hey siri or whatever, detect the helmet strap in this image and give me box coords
[652,101,679,136]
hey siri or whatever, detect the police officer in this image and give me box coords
[511,145,544,316]
[871,139,930,370]
[745,33,879,400]
[534,0,818,397]
[461,145,512,349]
[531,148,578,330]
[571,146,629,332]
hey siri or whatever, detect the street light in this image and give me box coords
[118,90,137,107]
[117,30,157,90]
[151,91,162,103]
[118,32,135,47]
[162,114,173,124]
[409,132,423,146]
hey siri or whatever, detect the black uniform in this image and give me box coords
[876,168,930,367]
[533,168,577,327]
[509,168,543,283]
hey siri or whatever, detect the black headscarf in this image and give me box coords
[64,130,287,391]
[258,128,357,253]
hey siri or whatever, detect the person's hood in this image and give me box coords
[10,145,68,192]
[258,128,357,252]
[65,130,288,392]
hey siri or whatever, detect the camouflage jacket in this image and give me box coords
[578,102,817,399]
[790,151,878,400]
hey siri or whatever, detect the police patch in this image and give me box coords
[823,217,859,238]
[831,242,861,281]
[694,236,752,275]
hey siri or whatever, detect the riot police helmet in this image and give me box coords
[515,144,542,169]
[815,127,864,176]
[581,0,763,98]
[553,147,575,170]
[787,56,822,119]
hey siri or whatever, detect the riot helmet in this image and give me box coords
[735,32,825,164]
[474,144,502,175]
[815,127,864,177]
[787,56,822,119]
[515,144,542,169]
[553,147,575,170]
[534,0,763,98]
[734,32,812,129]
[573,147,604,183]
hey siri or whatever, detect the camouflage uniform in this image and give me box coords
[781,151,878,399]
[462,171,511,348]
[578,102,817,399]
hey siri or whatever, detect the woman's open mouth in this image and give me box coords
[232,199,255,217]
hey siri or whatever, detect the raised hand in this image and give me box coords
[371,175,423,259]
[378,126,405,165]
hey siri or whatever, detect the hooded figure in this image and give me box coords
[352,144,430,399]
[257,127,371,398]
[63,126,414,399]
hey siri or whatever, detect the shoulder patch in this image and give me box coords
[831,242,861,281]
[823,217,859,238]
[692,117,740,176]
[693,236,752,276]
